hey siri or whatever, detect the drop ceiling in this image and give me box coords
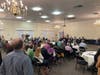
[0,0,100,23]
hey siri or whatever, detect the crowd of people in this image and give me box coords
[0,34,99,75]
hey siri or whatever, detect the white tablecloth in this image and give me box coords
[81,51,96,66]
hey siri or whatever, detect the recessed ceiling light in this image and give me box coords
[67,14,75,18]
[52,10,62,15]
[0,8,4,12]
[26,20,31,23]
[16,16,23,19]
[1,22,4,25]
[32,7,42,11]
[45,20,50,23]
[41,15,48,19]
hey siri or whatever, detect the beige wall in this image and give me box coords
[0,20,57,40]
[0,20,100,40]
[63,20,100,39]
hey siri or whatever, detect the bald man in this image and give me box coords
[0,38,34,75]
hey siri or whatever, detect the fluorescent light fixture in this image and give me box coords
[41,15,48,19]
[16,16,23,19]
[52,10,62,15]
[32,7,42,11]
[67,14,75,18]
[0,8,4,12]
[26,20,31,23]
[45,20,50,23]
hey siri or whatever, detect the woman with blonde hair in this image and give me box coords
[34,44,49,75]
[34,47,44,63]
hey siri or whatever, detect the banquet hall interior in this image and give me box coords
[0,0,100,75]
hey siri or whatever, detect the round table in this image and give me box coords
[81,51,97,66]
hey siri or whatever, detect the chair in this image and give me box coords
[88,64,97,75]
[75,55,88,73]
[32,58,43,75]
[79,47,86,52]
[72,48,79,58]
[33,58,50,75]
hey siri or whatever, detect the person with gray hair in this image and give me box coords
[0,38,34,75]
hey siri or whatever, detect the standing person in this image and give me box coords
[96,55,100,75]
[95,48,100,75]
[0,38,34,75]
[0,51,2,65]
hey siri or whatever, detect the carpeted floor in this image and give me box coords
[48,58,93,75]
[40,44,100,75]
[1,45,100,75]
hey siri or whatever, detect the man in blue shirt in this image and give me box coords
[0,38,34,75]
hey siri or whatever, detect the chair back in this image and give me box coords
[76,55,88,65]
[79,47,86,52]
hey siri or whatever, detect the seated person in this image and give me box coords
[34,45,49,75]
[56,40,64,49]
[79,40,87,52]
[65,43,73,53]
[79,40,87,49]
[41,43,56,65]
[54,46,64,59]
[47,43,56,57]
[41,47,51,60]
[72,42,80,53]
[34,47,44,63]
[26,45,34,64]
